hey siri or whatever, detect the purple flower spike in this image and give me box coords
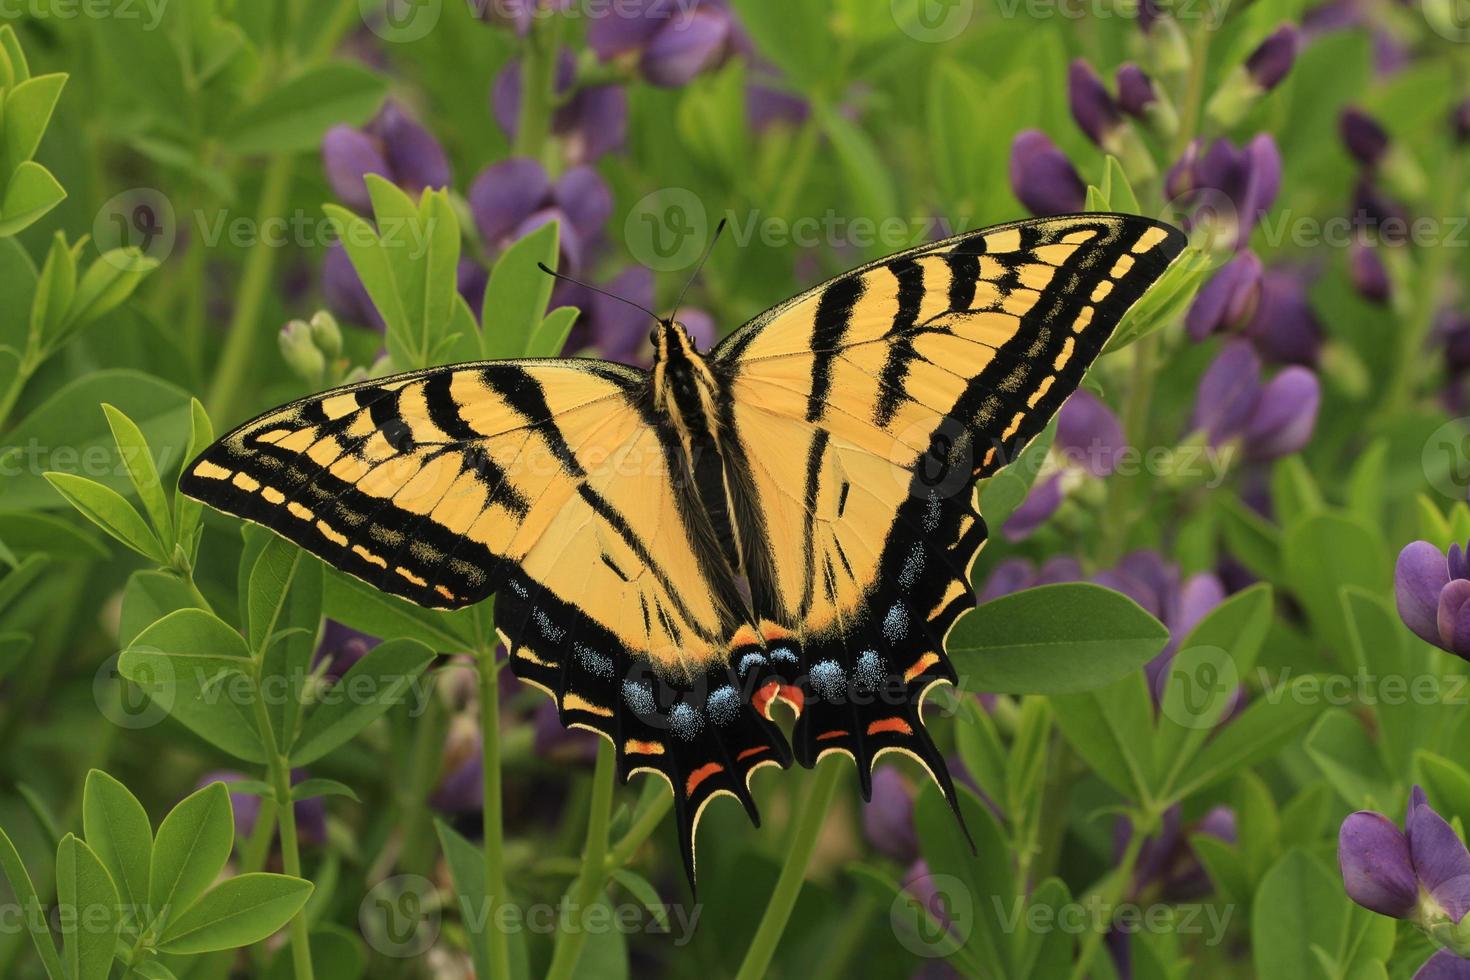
[864,767,920,864]
[1340,107,1390,168]
[1187,252,1263,341]
[1245,25,1299,91]
[1396,541,1455,648]
[1243,365,1320,460]
[1116,63,1157,117]
[1245,266,1323,367]
[373,101,451,197]
[1009,130,1086,217]
[1339,811,1420,918]
[1350,241,1391,304]
[493,49,627,163]
[1067,59,1122,147]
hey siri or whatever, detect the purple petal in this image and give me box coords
[1001,473,1064,542]
[492,49,576,138]
[313,620,379,681]
[1241,134,1283,231]
[979,558,1037,603]
[514,207,583,274]
[1245,267,1322,367]
[1116,63,1157,117]
[1245,25,1299,91]
[322,243,385,333]
[1176,573,1227,638]
[372,100,451,195]
[680,308,718,351]
[1340,106,1389,167]
[1338,811,1418,918]
[1409,800,1470,921]
[559,85,628,163]
[468,158,551,246]
[1437,578,1470,657]
[1056,389,1126,476]
[640,8,732,87]
[1067,58,1121,146]
[1397,542,1452,647]
[590,266,656,362]
[1035,555,1084,585]
[1413,950,1470,980]
[863,767,920,864]
[553,165,613,243]
[1009,129,1086,217]
[1243,366,1320,459]
[458,259,488,316]
[1350,241,1390,305]
[587,0,672,60]
[1186,252,1263,341]
[321,125,389,214]
[748,83,809,132]
[1192,340,1263,445]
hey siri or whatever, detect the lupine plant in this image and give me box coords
[0,2,1468,978]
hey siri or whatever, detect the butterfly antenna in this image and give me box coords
[668,217,727,323]
[535,263,662,322]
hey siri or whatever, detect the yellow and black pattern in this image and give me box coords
[181,213,1185,887]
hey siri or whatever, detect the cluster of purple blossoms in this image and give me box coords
[1002,390,1126,541]
[1340,788,1470,977]
[1395,538,1470,661]
[1189,340,1321,463]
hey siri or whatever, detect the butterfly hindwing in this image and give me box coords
[712,214,1187,809]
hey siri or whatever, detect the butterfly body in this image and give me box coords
[181,214,1187,885]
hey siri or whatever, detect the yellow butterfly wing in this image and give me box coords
[711,214,1186,804]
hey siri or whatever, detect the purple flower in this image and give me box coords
[492,49,627,164]
[1186,251,1263,341]
[1116,64,1156,117]
[1067,59,1122,148]
[533,699,598,764]
[1350,241,1391,305]
[978,555,1084,603]
[323,243,386,333]
[1167,135,1282,250]
[1351,176,1409,241]
[1416,950,1470,979]
[588,0,743,88]
[1244,25,1299,91]
[467,158,612,275]
[432,716,484,814]
[321,100,450,214]
[863,767,919,864]
[1009,130,1086,217]
[472,0,572,35]
[1003,390,1127,541]
[199,771,327,848]
[747,65,808,132]
[313,621,379,682]
[1340,106,1390,168]
[1244,266,1323,367]
[1120,805,1237,902]
[1340,786,1470,926]
[1394,540,1470,659]
[1191,342,1320,460]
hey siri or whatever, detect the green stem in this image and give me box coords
[270,755,315,980]
[603,790,673,871]
[733,756,843,980]
[1099,330,1159,563]
[476,649,514,980]
[1067,810,1152,980]
[1385,148,1465,413]
[204,153,296,423]
[545,740,617,980]
[396,685,446,876]
[512,13,565,163]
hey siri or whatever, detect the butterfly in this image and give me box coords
[181,212,1185,885]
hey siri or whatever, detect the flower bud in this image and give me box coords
[280,319,326,384]
[308,310,342,362]
[1205,26,1299,129]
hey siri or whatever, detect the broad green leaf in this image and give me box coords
[1189,835,1249,908]
[481,222,560,360]
[291,637,435,765]
[954,700,1007,818]
[1171,676,1322,801]
[249,537,323,745]
[66,249,159,333]
[3,74,65,175]
[1054,671,1156,800]
[916,782,1014,975]
[43,472,165,562]
[0,369,191,510]
[323,569,471,652]
[526,305,579,359]
[55,835,119,980]
[118,570,204,647]
[0,824,65,979]
[436,820,531,980]
[149,782,235,924]
[173,398,212,543]
[1414,752,1470,824]
[82,769,153,923]
[325,204,408,338]
[291,778,359,802]
[610,869,669,931]
[0,509,106,560]
[1252,849,1350,980]
[224,62,385,154]
[0,160,65,236]
[157,873,313,954]
[102,403,172,544]
[30,232,75,345]
[950,583,1169,694]
[1283,511,1387,665]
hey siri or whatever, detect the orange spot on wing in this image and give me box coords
[867,717,914,736]
[904,653,940,683]
[736,745,768,761]
[730,624,761,649]
[625,739,665,756]
[817,729,850,741]
[685,762,723,797]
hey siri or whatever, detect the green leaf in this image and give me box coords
[323,569,472,652]
[43,472,166,562]
[249,537,323,746]
[158,873,313,954]
[118,570,204,647]
[1252,849,1351,980]
[173,398,212,543]
[224,62,386,154]
[954,700,1008,818]
[102,403,172,545]
[2,73,64,177]
[847,863,983,977]
[1343,587,1434,776]
[1283,510,1387,665]
[0,632,30,684]
[481,221,560,360]
[0,553,49,619]
[291,637,435,765]
[1103,157,1141,215]
[65,249,159,334]
[0,160,65,236]
[0,824,64,979]
[55,834,119,980]
[949,583,1169,694]
[435,820,531,980]
[1217,493,1283,582]
[82,769,153,925]
[819,107,899,259]
[1053,672,1156,800]
[1189,834,1249,908]
[325,203,409,337]
[29,232,75,347]
[1170,675,1322,801]
[0,369,191,510]
[915,782,1014,975]
[0,510,106,559]
[123,609,265,762]
[149,782,235,925]
[291,778,359,803]
[609,868,670,931]
[1414,752,1470,827]
[526,306,579,360]
[977,417,1056,532]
